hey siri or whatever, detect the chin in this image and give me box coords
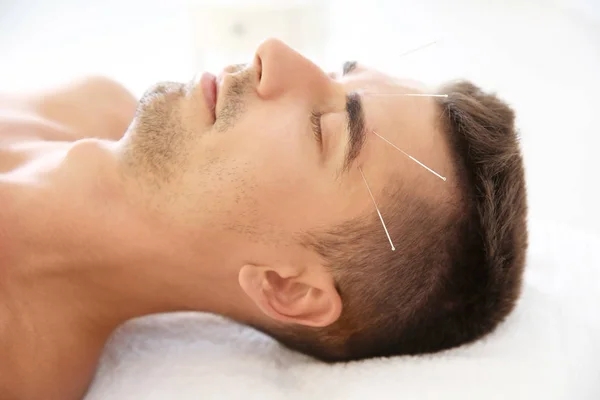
[119,86,192,182]
[139,81,187,106]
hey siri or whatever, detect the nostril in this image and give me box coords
[254,54,262,83]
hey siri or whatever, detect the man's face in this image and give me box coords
[122,38,452,257]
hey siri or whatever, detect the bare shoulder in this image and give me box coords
[0,76,138,143]
[0,95,74,143]
[0,297,104,400]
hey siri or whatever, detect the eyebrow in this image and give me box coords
[342,61,357,76]
[342,92,366,172]
[340,61,366,173]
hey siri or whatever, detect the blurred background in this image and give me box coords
[0,0,599,235]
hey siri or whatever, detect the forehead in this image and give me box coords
[343,66,428,94]
[340,66,452,197]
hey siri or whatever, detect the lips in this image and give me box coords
[200,72,217,122]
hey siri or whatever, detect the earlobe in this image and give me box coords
[238,264,342,328]
[238,264,280,320]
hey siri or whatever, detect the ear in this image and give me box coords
[238,264,342,328]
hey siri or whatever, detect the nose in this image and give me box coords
[254,38,338,103]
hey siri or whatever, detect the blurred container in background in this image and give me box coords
[186,0,328,72]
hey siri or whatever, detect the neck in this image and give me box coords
[0,139,253,337]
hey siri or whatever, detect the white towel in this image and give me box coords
[85,221,600,400]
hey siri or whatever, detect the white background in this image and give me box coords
[1,0,598,234]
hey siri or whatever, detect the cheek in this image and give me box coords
[228,107,314,178]
[223,115,326,225]
[178,103,340,236]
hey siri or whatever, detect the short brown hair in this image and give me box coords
[262,80,528,361]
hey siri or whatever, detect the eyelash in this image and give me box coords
[310,111,323,144]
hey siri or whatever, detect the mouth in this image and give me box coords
[196,64,248,124]
[199,72,218,122]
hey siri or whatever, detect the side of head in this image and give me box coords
[252,80,528,361]
[123,37,527,361]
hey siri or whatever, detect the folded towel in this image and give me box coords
[85,221,600,400]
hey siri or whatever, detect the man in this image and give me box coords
[0,38,527,400]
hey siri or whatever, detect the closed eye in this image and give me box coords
[310,110,323,145]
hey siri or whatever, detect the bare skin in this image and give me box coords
[0,77,138,399]
[0,39,454,400]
